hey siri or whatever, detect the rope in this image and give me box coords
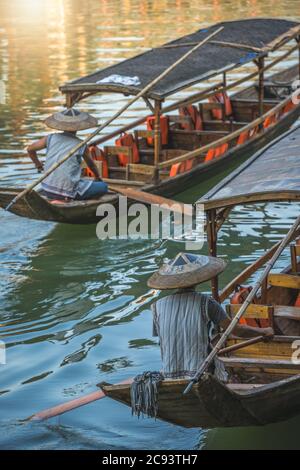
[130,371,164,419]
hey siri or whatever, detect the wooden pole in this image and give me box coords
[219,225,300,302]
[153,100,161,183]
[28,378,133,421]
[183,213,300,395]
[157,90,297,171]
[218,335,265,355]
[298,36,300,80]
[110,186,193,217]
[207,209,219,301]
[5,26,224,212]
[222,72,226,121]
[258,56,265,118]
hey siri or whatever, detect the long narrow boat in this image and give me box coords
[1,18,300,224]
[102,125,300,428]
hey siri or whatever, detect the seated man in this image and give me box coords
[27,108,108,201]
[147,252,273,381]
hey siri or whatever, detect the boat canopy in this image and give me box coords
[60,18,300,100]
[197,125,300,210]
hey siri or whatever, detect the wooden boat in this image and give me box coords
[1,18,300,224]
[102,125,300,428]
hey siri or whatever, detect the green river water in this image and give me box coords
[0,0,300,450]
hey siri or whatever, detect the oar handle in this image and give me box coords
[5,196,18,212]
[183,379,197,395]
[218,335,266,355]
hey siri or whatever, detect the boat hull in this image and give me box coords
[101,371,300,429]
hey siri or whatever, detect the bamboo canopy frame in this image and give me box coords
[5,27,223,212]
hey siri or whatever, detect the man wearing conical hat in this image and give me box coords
[26,109,108,200]
[148,253,273,380]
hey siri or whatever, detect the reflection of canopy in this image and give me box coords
[60,18,300,100]
[197,125,300,210]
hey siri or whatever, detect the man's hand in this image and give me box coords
[83,149,102,180]
[221,317,275,340]
[27,137,47,173]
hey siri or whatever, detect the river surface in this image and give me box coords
[0,0,300,450]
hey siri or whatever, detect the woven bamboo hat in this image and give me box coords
[147,252,226,290]
[44,108,98,132]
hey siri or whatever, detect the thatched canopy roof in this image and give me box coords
[197,125,300,211]
[60,18,300,100]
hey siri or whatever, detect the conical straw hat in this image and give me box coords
[44,108,98,131]
[147,252,226,290]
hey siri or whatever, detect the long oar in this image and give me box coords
[5,27,223,213]
[218,335,266,355]
[183,213,300,395]
[109,185,193,216]
[28,378,133,422]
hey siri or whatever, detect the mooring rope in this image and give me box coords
[130,371,164,419]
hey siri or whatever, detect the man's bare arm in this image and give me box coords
[27,137,47,172]
[220,318,274,339]
[83,148,101,180]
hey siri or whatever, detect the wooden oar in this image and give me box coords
[183,213,300,395]
[218,335,266,356]
[109,185,193,217]
[5,27,224,213]
[28,378,133,422]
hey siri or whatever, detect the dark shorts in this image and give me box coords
[40,181,108,201]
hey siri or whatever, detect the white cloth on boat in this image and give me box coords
[97,74,141,86]
[152,290,228,381]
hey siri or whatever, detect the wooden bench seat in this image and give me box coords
[268,273,300,290]
[274,306,300,321]
[227,383,263,391]
[203,120,248,132]
[171,129,229,137]
[230,98,279,121]
[226,303,273,326]
[219,357,299,370]
[290,243,300,273]
[169,128,229,150]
